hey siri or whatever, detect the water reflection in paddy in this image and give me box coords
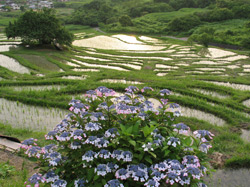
[194,88,229,99]
[204,169,250,187]
[0,54,30,74]
[110,63,141,70]
[9,85,65,91]
[62,76,86,80]
[147,98,226,126]
[75,55,111,61]
[205,81,250,91]
[0,45,18,52]
[243,99,250,108]
[100,79,143,84]
[112,35,143,44]
[72,59,130,71]
[85,50,172,61]
[181,106,226,126]
[73,36,165,50]
[241,129,250,142]
[73,68,100,72]
[0,98,68,131]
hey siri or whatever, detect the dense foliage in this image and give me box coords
[21,86,213,187]
[69,0,117,26]
[5,8,73,46]
[64,0,250,48]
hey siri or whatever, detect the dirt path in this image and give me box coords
[94,27,107,34]
[161,35,188,41]
[0,150,37,173]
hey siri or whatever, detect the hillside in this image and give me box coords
[63,0,250,48]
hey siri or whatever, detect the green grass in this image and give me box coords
[137,8,207,23]
[0,123,46,144]
[17,54,62,71]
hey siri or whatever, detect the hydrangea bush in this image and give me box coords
[21,86,214,187]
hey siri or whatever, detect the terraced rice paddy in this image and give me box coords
[0,33,250,176]
[10,85,65,91]
[0,54,30,74]
[0,98,68,131]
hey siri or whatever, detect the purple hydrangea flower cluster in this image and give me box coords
[21,86,213,187]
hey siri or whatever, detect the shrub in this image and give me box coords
[189,33,214,47]
[167,15,201,32]
[232,5,250,18]
[21,86,214,186]
[119,15,133,27]
[195,8,234,22]
[241,37,250,49]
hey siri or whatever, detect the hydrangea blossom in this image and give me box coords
[132,170,149,182]
[51,179,67,187]
[43,171,59,183]
[70,141,81,149]
[85,90,97,100]
[186,166,202,179]
[56,132,71,142]
[82,150,96,162]
[115,168,130,180]
[199,143,212,153]
[96,149,111,159]
[104,179,124,187]
[125,86,139,93]
[142,142,154,151]
[144,179,160,187]
[28,173,45,184]
[72,129,86,140]
[167,137,181,147]
[85,122,102,131]
[95,164,109,176]
[160,89,171,96]
[182,155,200,168]
[25,146,41,158]
[105,128,120,138]
[74,178,87,187]
[173,123,190,135]
[96,86,116,97]
[193,130,214,142]
[21,138,37,149]
[141,87,154,92]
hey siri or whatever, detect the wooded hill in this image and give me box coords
[61,0,250,48]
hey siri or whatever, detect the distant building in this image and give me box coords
[10,3,20,10]
[29,4,36,9]
[38,1,53,9]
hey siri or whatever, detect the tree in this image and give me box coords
[20,5,26,12]
[5,8,73,47]
[119,15,133,27]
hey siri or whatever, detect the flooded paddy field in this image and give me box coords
[1,32,250,183]
[0,54,30,74]
[0,98,68,131]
